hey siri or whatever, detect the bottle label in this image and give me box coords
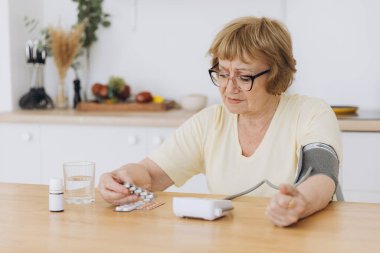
[49,194,64,212]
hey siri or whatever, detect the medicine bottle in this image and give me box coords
[49,178,64,212]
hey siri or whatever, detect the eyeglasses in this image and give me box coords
[208,63,270,91]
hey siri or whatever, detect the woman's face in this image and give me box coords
[218,58,272,115]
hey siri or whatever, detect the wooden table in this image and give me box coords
[1,183,380,252]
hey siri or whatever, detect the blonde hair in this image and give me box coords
[208,17,296,95]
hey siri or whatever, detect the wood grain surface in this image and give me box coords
[76,101,175,112]
[0,183,380,253]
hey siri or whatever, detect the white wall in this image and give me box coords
[4,0,380,111]
[287,0,380,109]
[0,0,44,112]
[0,0,12,112]
[42,0,285,107]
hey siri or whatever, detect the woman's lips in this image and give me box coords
[227,97,243,104]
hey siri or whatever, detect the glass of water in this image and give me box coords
[63,161,95,204]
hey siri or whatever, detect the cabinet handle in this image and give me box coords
[21,132,32,142]
[127,135,138,145]
[152,136,163,146]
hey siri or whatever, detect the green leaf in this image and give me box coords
[72,0,111,48]
[102,21,111,27]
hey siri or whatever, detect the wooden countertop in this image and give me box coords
[1,183,380,253]
[337,110,380,132]
[0,109,194,127]
[1,108,380,131]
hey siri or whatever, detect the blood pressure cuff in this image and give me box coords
[294,143,339,190]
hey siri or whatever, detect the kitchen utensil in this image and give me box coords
[76,100,176,112]
[19,40,54,109]
[25,40,34,63]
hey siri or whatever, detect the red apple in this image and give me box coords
[98,85,109,99]
[116,85,131,101]
[91,83,103,96]
[135,91,153,103]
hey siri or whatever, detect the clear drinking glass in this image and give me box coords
[63,161,95,204]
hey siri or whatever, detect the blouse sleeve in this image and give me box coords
[148,107,213,187]
[296,98,343,163]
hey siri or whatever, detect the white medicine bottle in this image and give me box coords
[49,178,64,212]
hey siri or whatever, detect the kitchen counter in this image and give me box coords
[1,109,380,131]
[337,110,380,132]
[0,109,195,127]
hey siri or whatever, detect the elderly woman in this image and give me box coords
[99,16,342,227]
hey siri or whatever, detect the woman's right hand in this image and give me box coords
[98,163,152,205]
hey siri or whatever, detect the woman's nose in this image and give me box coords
[225,77,240,93]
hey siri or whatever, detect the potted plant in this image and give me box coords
[49,23,84,109]
[72,0,111,101]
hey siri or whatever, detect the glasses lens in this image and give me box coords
[235,76,252,91]
[213,72,230,87]
[210,71,219,86]
[209,70,254,91]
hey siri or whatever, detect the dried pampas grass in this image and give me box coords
[49,23,84,83]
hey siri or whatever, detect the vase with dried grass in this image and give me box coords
[49,23,84,109]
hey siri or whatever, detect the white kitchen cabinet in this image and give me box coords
[40,125,147,185]
[0,124,41,184]
[3,123,380,200]
[0,122,209,194]
[147,127,175,155]
[341,132,380,203]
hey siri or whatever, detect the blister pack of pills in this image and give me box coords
[123,182,155,202]
[115,201,145,212]
[115,182,164,212]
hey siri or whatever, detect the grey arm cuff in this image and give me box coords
[294,143,339,189]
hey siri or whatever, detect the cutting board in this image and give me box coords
[76,101,175,112]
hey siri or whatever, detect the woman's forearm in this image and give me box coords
[296,174,336,218]
[140,158,174,191]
